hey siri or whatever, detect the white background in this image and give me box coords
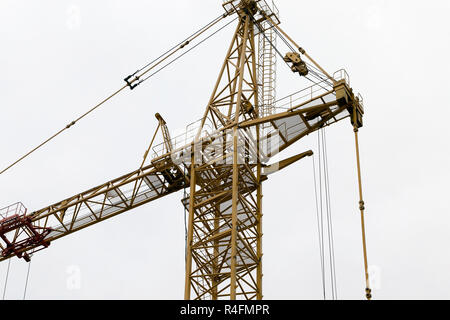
[0,0,449,300]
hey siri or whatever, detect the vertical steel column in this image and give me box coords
[184,144,196,300]
[252,23,264,300]
[230,15,250,300]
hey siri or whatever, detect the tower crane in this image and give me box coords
[0,0,371,300]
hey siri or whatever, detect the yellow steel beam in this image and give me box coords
[262,150,313,176]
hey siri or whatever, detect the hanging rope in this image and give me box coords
[316,128,338,300]
[312,155,326,300]
[317,130,330,299]
[2,259,11,300]
[321,128,338,299]
[23,260,32,300]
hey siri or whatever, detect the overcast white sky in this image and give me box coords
[0,0,449,300]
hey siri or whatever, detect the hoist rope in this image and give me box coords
[2,258,33,300]
[255,20,332,92]
[0,13,230,177]
[316,128,338,300]
[2,259,11,300]
[23,260,32,300]
[317,130,329,299]
[251,16,290,67]
[321,128,338,299]
[312,156,326,300]
[254,12,340,297]
[263,18,335,88]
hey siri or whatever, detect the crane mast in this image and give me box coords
[0,0,368,299]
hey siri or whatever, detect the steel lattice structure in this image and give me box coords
[0,0,369,299]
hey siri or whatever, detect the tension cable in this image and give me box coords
[0,12,230,177]
[353,114,372,300]
[2,259,11,300]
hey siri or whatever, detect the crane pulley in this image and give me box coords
[284,52,309,76]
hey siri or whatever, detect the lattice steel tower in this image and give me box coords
[0,0,370,300]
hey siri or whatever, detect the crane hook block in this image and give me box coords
[284,52,309,76]
[124,73,141,90]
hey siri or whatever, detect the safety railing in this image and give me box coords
[357,93,364,109]
[151,117,214,160]
[275,69,353,111]
[275,79,334,111]
[333,69,350,86]
[0,202,27,220]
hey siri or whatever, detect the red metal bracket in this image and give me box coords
[0,203,52,262]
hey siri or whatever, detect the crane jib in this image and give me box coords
[0,157,188,262]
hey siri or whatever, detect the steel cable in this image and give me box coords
[0,13,230,177]
[138,17,238,84]
[135,14,226,74]
[2,259,11,300]
[321,128,338,299]
[316,128,338,300]
[312,156,326,299]
[23,260,32,300]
